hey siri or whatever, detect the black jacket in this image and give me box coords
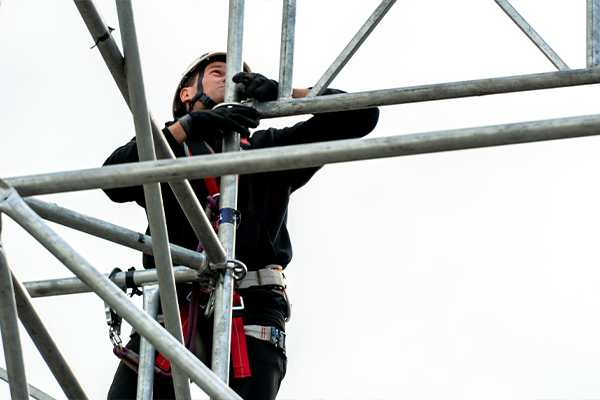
[103,103,379,329]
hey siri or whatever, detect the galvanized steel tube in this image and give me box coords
[588,0,600,67]
[0,366,55,400]
[0,185,241,399]
[495,0,569,70]
[24,266,198,298]
[7,113,600,198]
[278,0,296,99]
[75,0,227,268]
[12,269,89,399]
[211,0,246,384]
[0,238,29,400]
[24,198,209,272]
[136,284,160,400]
[116,2,191,397]
[260,68,600,118]
[307,0,396,97]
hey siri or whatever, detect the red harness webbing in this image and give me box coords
[231,293,251,378]
[156,142,251,379]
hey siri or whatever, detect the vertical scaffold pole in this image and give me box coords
[278,0,296,99]
[212,0,245,385]
[0,214,29,399]
[12,270,89,399]
[136,284,160,400]
[588,0,600,67]
[115,2,191,398]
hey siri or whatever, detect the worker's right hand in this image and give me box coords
[178,105,260,138]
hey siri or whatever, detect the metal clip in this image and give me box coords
[109,327,122,348]
[270,327,286,352]
[204,291,215,318]
[228,258,247,281]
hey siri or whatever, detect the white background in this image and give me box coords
[1,0,600,398]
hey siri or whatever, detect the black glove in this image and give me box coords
[178,105,260,138]
[233,72,279,102]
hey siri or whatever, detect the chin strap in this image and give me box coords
[189,69,217,110]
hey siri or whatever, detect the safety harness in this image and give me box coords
[109,138,289,380]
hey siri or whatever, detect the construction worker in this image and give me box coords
[103,52,379,399]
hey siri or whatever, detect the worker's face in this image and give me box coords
[189,61,227,111]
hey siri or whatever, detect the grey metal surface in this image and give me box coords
[0,234,29,399]
[0,366,55,400]
[260,68,600,118]
[278,0,296,99]
[24,198,209,272]
[12,270,89,399]
[588,0,600,67]
[307,0,396,97]
[115,2,191,398]
[494,0,569,70]
[7,111,600,199]
[210,0,246,385]
[74,0,227,268]
[0,183,241,399]
[136,284,160,400]
[24,266,198,298]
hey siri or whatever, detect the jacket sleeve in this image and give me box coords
[102,126,184,205]
[254,89,379,191]
[271,89,380,147]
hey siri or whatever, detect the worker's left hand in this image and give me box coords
[233,72,278,102]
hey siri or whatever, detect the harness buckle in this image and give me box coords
[109,327,123,348]
[270,327,286,353]
[203,291,215,318]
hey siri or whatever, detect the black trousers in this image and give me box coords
[107,332,287,400]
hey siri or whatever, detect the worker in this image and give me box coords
[103,52,379,399]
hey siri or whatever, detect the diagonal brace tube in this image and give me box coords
[73,0,227,268]
[11,268,89,399]
[494,0,569,70]
[0,366,55,400]
[0,182,242,399]
[0,232,29,400]
[24,198,208,272]
[307,0,396,97]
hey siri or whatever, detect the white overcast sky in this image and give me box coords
[1,0,600,399]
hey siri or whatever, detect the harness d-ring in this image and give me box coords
[228,258,247,281]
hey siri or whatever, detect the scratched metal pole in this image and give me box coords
[12,270,89,399]
[494,0,569,70]
[0,366,54,400]
[24,198,208,272]
[74,0,227,269]
[588,0,600,67]
[307,0,396,97]
[278,0,296,99]
[210,0,246,385]
[136,284,160,400]
[115,2,191,398]
[0,182,241,399]
[0,214,29,399]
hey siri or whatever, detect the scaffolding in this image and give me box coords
[0,0,598,398]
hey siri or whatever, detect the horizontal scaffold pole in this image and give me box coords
[5,113,600,197]
[258,67,600,118]
[23,266,198,298]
